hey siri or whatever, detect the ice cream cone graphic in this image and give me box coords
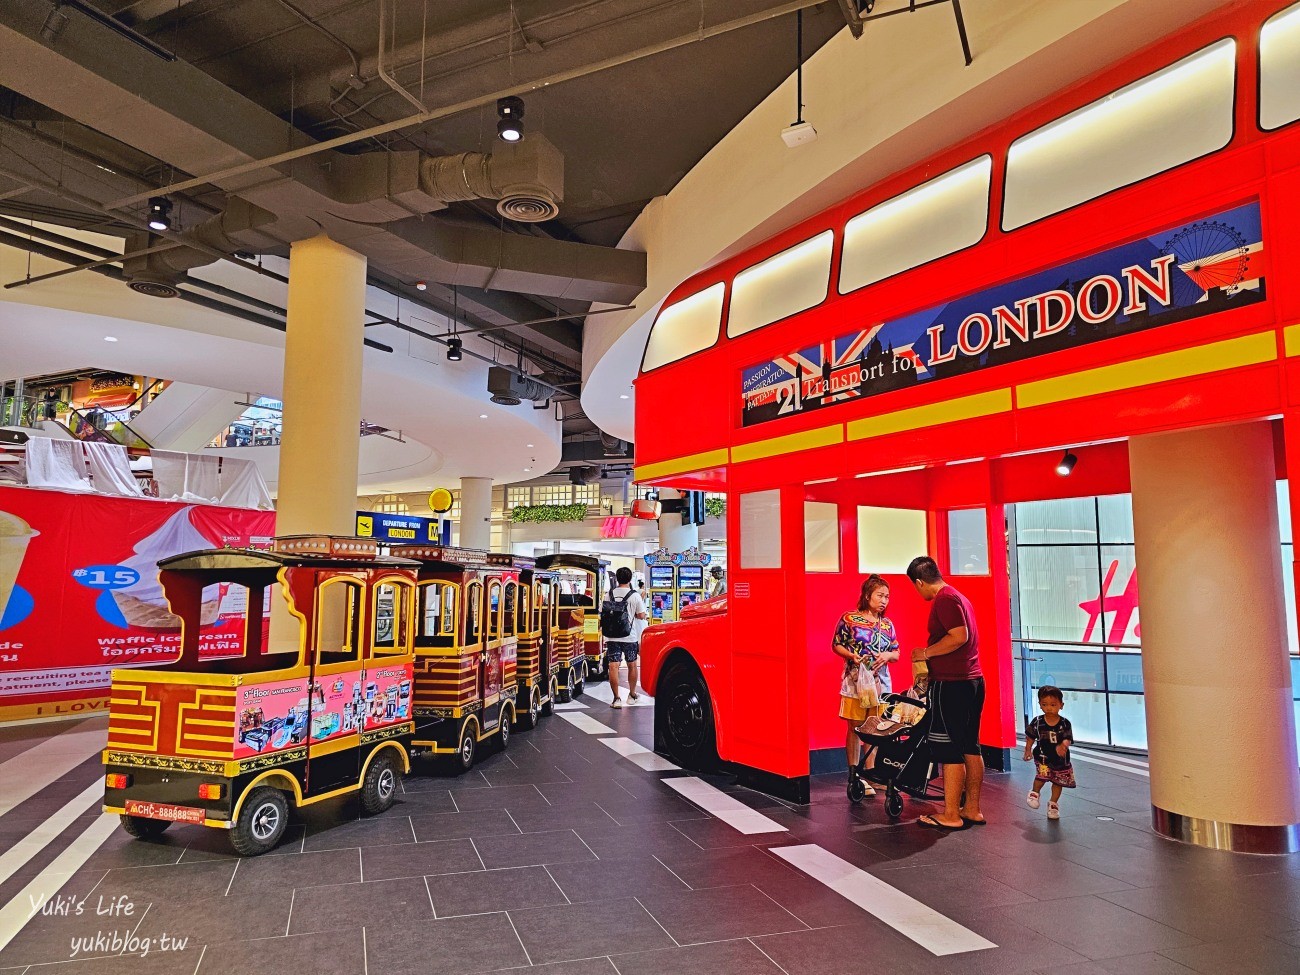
[0,510,38,619]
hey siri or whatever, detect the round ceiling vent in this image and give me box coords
[127,276,180,299]
[496,189,559,223]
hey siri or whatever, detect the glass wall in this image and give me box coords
[1010,486,1300,752]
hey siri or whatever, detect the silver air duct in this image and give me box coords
[419,136,563,223]
[487,366,551,406]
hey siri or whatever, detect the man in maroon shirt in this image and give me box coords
[907,556,985,830]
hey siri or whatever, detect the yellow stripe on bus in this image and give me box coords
[847,389,1012,441]
[1283,324,1300,359]
[634,447,729,482]
[730,423,844,464]
[1016,332,1276,409]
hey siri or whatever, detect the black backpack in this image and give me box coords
[600,590,634,639]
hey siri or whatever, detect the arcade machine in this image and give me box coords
[643,547,711,623]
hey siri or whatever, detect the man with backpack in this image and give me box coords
[602,566,648,708]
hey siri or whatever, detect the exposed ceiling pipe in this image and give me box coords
[376,0,426,114]
[103,0,837,208]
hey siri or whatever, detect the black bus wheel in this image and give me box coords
[572,662,586,698]
[498,704,512,751]
[656,660,718,771]
[542,677,557,716]
[457,721,477,771]
[230,787,289,856]
[360,752,400,816]
[558,668,575,703]
[120,815,171,840]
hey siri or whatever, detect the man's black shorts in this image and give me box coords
[926,677,985,764]
[606,642,639,663]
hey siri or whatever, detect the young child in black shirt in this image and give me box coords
[1023,685,1075,820]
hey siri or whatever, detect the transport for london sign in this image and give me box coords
[740,201,1264,427]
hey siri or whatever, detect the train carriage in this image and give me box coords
[537,553,610,686]
[102,534,417,855]
[501,556,562,728]
[390,545,525,770]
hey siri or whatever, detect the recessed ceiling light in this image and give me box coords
[526,443,534,448]
[619,394,629,400]
[104,336,118,342]
[479,414,488,419]
[523,467,531,472]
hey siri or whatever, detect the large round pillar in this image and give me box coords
[658,488,699,553]
[1130,421,1300,853]
[276,235,367,536]
[459,476,493,550]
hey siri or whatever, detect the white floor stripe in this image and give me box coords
[1070,752,1150,777]
[552,701,589,711]
[662,777,788,835]
[0,780,103,889]
[583,678,654,708]
[0,813,119,953]
[599,737,680,772]
[0,719,107,818]
[771,844,996,956]
[1074,747,1149,769]
[556,712,616,735]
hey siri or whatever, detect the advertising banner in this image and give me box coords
[0,485,275,721]
[741,202,1265,426]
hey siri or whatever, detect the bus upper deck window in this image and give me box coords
[641,283,725,372]
[840,156,990,294]
[728,230,834,338]
[1003,39,1235,231]
[1261,3,1300,130]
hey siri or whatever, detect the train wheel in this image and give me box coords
[230,787,288,856]
[558,668,575,703]
[572,662,586,698]
[542,676,557,716]
[656,659,718,771]
[456,721,477,772]
[120,815,171,840]
[519,686,541,729]
[498,704,512,751]
[360,751,399,815]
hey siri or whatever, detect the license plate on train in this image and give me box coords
[124,799,206,824]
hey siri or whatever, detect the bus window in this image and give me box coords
[1261,2,1300,131]
[417,581,457,647]
[804,501,840,573]
[728,230,833,337]
[840,155,991,294]
[440,584,457,637]
[465,581,483,644]
[488,581,502,639]
[641,282,725,372]
[315,578,363,665]
[739,490,782,569]
[372,579,413,655]
[1003,39,1235,231]
[857,506,927,574]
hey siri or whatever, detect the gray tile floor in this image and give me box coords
[2,705,1300,975]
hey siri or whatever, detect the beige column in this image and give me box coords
[459,476,493,550]
[270,235,366,651]
[276,235,367,535]
[1130,421,1300,853]
[658,488,699,553]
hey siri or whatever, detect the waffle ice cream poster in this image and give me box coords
[0,486,274,720]
[741,201,1265,427]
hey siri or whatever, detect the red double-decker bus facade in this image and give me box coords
[634,0,1300,800]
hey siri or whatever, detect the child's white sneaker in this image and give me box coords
[1026,791,1041,809]
[1047,801,1060,820]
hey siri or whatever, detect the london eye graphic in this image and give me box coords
[1160,219,1250,308]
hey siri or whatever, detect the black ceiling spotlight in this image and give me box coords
[446,337,463,361]
[1056,450,1078,476]
[147,196,173,232]
[497,96,525,143]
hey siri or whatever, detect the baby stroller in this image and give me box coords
[848,692,944,818]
